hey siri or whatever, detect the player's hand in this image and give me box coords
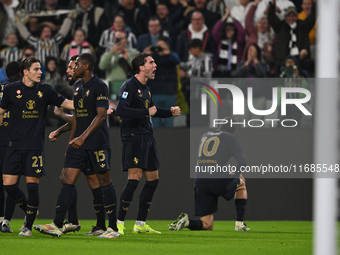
[171,106,181,116]
[148,106,157,116]
[54,106,64,116]
[49,130,60,142]
[107,108,113,115]
[69,136,85,149]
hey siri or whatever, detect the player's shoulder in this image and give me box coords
[2,80,21,90]
[121,77,138,91]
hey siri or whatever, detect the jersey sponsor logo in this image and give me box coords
[37,91,43,98]
[26,100,35,109]
[122,91,128,99]
[78,98,83,108]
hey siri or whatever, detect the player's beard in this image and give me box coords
[68,76,76,86]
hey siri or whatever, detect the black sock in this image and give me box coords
[25,183,39,230]
[235,199,247,221]
[54,184,76,228]
[0,178,4,216]
[67,187,78,224]
[102,183,118,231]
[92,187,106,230]
[118,179,139,221]
[4,194,16,221]
[136,179,159,221]
[188,219,203,230]
[3,184,27,212]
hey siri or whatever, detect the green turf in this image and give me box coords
[0,220,314,255]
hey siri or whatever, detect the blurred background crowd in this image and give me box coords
[0,0,317,127]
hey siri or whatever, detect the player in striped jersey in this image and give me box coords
[99,15,137,52]
[0,34,23,65]
[16,13,72,66]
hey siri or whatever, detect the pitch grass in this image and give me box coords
[1,220,314,255]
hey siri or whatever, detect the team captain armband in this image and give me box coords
[122,91,128,99]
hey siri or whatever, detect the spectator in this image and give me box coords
[29,0,70,36]
[177,11,216,62]
[234,43,267,122]
[99,15,137,52]
[267,0,316,69]
[114,0,149,37]
[0,34,23,65]
[278,55,309,126]
[254,0,295,24]
[98,31,139,100]
[182,0,219,30]
[71,0,110,48]
[206,0,226,20]
[0,0,19,46]
[136,17,168,53]
[298,0,315,56]
[156,3,183,50]
[230,0,252,28]
[244,0,275,75]
[60,28,95,74]
[146,36,180,128]
[16,13,72,66]
[180,38,213,78]
[212,7,246,78]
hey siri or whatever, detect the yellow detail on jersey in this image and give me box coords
[78,98,83,108]
[37,91,43,98]
[35,169,42,173]
[16,95,22,99]
[123,207,128,211]
[26,100,35,110]
[145,99,149,108]
[106,210,113,214]
[133,157,138,165]
[100,163,106,168]
[74,92,78,96]
[139,94,143,97]
[27,211,34,214]
[86,90,90,97]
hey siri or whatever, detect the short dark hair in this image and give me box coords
[6,61,21,80]
[20,57,41,77]
[131,53,152,74]
[148,16,160,24]
[157,36,170,47]
[189,39,203,49]
[69,55,79,61]
[218,117,237,134]
[78,53,95,72]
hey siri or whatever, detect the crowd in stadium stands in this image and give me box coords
[0,0,316,127]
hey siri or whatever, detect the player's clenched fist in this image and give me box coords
[148,106,157,116]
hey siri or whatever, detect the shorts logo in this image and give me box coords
[123,207,128,211]
[133,157,138,165]
[100,163,105,168]
[26,100,35,110]
[27,211,34,214]
[37,91,43,98]
[106,210,113,214]
[35,169,42,173]
[122,91,128,99]
[95,210,100,213]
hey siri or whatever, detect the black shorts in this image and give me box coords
[63,146,111,174]
[194,178,240,217]
[2,150,46,177]
[121,133,159,171]
[0,147,5,174]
